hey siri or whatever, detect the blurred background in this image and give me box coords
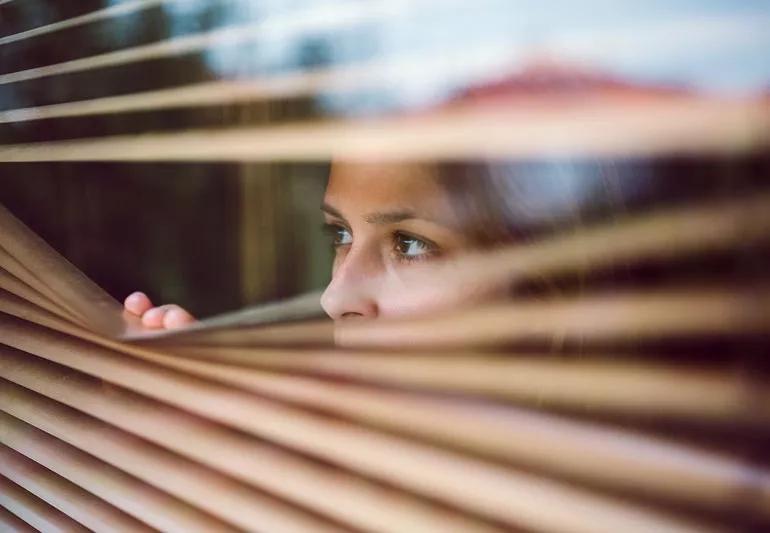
[0,163,331,317]
[1,0,768,317]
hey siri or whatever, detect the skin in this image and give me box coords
[125,163,504,327]
[123,292,195,329]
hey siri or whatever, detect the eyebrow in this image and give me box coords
[363,210,415,224]
[321,203,416,225]
[321,203,345,220]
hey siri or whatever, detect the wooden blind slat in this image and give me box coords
[0,0,168,46]
[97,339,770,516]
[0,0,398,86]
[0,288,764,436]
[0,318,745,532]
[0,410,235,532]
[0,505,36,533]
[0,475,90,533]
[0,444,154,532]
[1,98,766,162]
[0,386,343,532]
[0,346,500,532]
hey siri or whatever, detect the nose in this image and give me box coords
[320,248,380,321]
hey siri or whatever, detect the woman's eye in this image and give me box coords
[393,232,436,260]
[325,224,352,247]
[336,228,353,246]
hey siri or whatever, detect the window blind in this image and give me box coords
[1,1,769,532]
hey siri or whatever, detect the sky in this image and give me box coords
[154,0,770,111]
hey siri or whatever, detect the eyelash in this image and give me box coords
[322,223,439,262]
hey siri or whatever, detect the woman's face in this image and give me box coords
[320,163,502,321]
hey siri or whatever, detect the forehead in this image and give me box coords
[324,162,449,213]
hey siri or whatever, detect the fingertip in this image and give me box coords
[141,306,166,328]
[125,291,153,316]
[163,307,195,329]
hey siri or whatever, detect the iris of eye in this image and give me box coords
[396,235,430,256]
[334,228,352,245]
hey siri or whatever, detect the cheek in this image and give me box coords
[374,275,504,318]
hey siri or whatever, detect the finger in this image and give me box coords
[141,305,171,329]
[124,292,153,316]
[141,304,195,329]
[163,306,195,329]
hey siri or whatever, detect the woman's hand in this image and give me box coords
[124,291,196,329]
